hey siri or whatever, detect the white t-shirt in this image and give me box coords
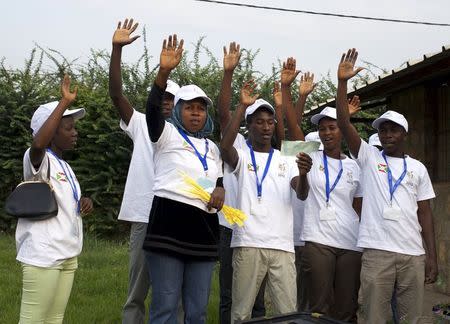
[152,121,223,213]
[301,151,362,252]
[16,149,83,267]
[220,133,247,228]
[230,148,297,253]
[356,141,435,255]
[118,111,154,223]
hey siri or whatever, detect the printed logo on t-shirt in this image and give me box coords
[377,163,388,173]
[319,165,324,172]
[56,172,68,182]
[247,163,259,172]
[182,140,195,154]
[278,162,287,177]
[346,171,354,185]
[406,171,417,188]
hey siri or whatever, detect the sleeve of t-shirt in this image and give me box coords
[211,141,224,178]
[417,164,436,201]
[119,109,144,141]
[23,148,50,181]
[154,121,175,149]
[234,133,247,150]
[355,140,375,167]
[232,148,246,177]
[353,164,364,198]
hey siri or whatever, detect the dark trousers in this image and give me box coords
[303,242,362,323]
[218,226,266,324]
[295,245,309,311]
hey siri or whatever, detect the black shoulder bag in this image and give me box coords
[5,157,58,220]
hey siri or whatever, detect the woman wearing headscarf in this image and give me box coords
[143,34,224,324]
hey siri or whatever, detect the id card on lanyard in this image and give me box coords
[320,152,343,221]
[178,128,209,176]
[381,151,407,221]
[47,149,80,215]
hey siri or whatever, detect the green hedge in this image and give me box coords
[0,38,379,237]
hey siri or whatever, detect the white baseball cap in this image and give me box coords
[305,131,324,150]
[166,80,180,96]
[30,101,85,137]
[245,99,275,121]
[174,85,213,107]
[368,133,382,147]
[310,107,337,125]
[372,110,408,132]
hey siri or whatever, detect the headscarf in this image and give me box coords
[170,99,214,138]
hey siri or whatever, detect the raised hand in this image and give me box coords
[338,48,364,81]
[61,74,77,104]
[240,79,259,106]
[296,152,312,176]
[223,42,241,72]
[299,71,316,97]
[112,18,140,47]
[160,34,184,71]
[348,95,361,116]
[273,81,282,108]
[281,57,300,86]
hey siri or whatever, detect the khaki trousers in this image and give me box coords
[359,249,425,323]
[231,247,296,323]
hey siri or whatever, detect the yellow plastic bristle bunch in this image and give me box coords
[178,171,247,227]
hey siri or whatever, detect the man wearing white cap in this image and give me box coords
[221,81,298,322]
[216,42,280,324]
[336,48,437,322]
[109,19,180,324]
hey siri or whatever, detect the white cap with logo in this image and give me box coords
[30,101,85,137]
[174,85,213,107]
[310,107,337,125]
[368,133,382,147]
[305,131,324,150]
[372,110,408,132]
[244,99,275,120]
[166,80,180,96]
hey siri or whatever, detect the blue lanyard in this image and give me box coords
[382,151,407,205]
[246,141,274,201]
[47,149,80,214]
[323,151,343,205]
[177,128,209,175]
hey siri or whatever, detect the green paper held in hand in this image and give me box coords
[281,140,321,156]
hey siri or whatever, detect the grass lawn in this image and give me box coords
[0,234,220,324]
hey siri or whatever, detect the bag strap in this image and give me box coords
[32,155,51,182]
[45,156,51,182]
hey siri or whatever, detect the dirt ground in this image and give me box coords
[418,285,450,323]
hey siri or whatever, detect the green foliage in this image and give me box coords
[0,38,380,236]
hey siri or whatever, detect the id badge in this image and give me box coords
[383,206,402,221]
[250,201,268,218]
[319,205,337,221]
